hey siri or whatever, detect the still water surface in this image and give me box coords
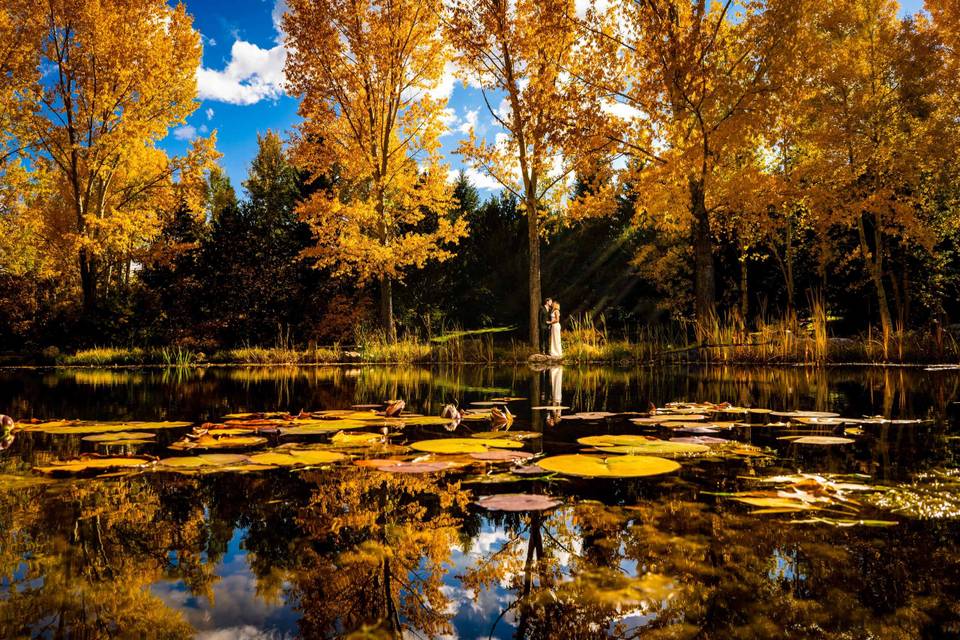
[1,364,959,639]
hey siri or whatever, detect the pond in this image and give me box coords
[0,364,959,639]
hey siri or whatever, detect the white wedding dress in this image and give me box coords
[548,309,563,357]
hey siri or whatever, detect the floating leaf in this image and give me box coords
[410,438,524,454]
[470,430,541,440]
[475,493,561,511]
[35,455,155,475]
[469,450,534,462]
[24,421,192,435]
[670,436,729,445]
[530,405,570,411]
[169,434,268,451]
[330,432,384,446]
[81,431,157,443]
[278,420,371,435]
[248,449,347,467]
[770,410,840,419]
[537,454,680,478]
[792,436,855,445]
[398,416,458,427]
[159,453,250,468]
[577,435,660,447]
[594,442,710,456]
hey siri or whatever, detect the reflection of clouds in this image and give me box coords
[196,626,292,640]
[152,530,297,637]
[153,571,295,632]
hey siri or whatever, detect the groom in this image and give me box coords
[539,297,553,354]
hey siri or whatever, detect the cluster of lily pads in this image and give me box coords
[7,398,940,519]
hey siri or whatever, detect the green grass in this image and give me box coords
[50,315,960,367]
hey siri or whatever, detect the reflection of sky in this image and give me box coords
[151,527,298,639]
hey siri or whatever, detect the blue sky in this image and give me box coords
[161,0,928,194]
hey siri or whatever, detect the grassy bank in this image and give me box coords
[42,316,960,367]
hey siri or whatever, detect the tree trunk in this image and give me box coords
[79,249,97,313]
[857,214,893,341]
[689,177,715,321]
[739,253,749,321]
[379,274,396,343]
[527,196,542,351]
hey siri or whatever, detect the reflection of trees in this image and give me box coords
[0,479,197,638]
[291,468,471,637]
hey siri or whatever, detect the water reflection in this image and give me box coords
[0,364,958,637]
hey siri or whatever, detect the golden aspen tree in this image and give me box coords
[446,0,602,350]
[14,0,208,313]
[797,0,945,341]
[283,0,467,343]
[584,0,805,321]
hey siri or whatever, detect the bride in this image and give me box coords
[547,301,563,358]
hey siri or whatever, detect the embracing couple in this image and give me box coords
[540,298,563,358]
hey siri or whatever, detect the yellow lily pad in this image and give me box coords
[594,442,710,456]
[24,421,192,435]
[330,432,384,446]
[399,416,458,427]
[248,449,347,467]
[793,436,855,445]
[34,456,155,475]
[410,438,524,454]
[159,453,251,468]
[470,430,542,440]
[81,431,157,443]
[577,435,660,447]
[278,420,372,435]
[170,434,269,451]
[537,454,680,478]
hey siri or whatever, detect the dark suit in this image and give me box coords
[539,304,551,352]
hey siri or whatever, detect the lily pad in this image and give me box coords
[577,435,660,447]
[410,438,524,454]
[248,449,347,467]
[398,416,459,427]
[169,434,268,451]
[792,436,855,445]
[366,460,461,474]
[594,442,710,456]
[537,454,680,478]
[469,450,535,462]
[278,420,372,435]
[470,430,542,440]
[530,405,570,411]
[24,421,192,435]
[330,432,384,446]
[475,493,561,512]
[82,431,157,443]
[159,453,251,468]
[34,455,156,475]
[670,436,729,445]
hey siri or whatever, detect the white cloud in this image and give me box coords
[428,60,459,102]
[196,40,286,105]
[457,108,479,135]
[173,124,197,140]
[447,167,505,191]
[600,99,644,121]
[205,107,215,120]
[199,124,208,133]
[271,0,289,39]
